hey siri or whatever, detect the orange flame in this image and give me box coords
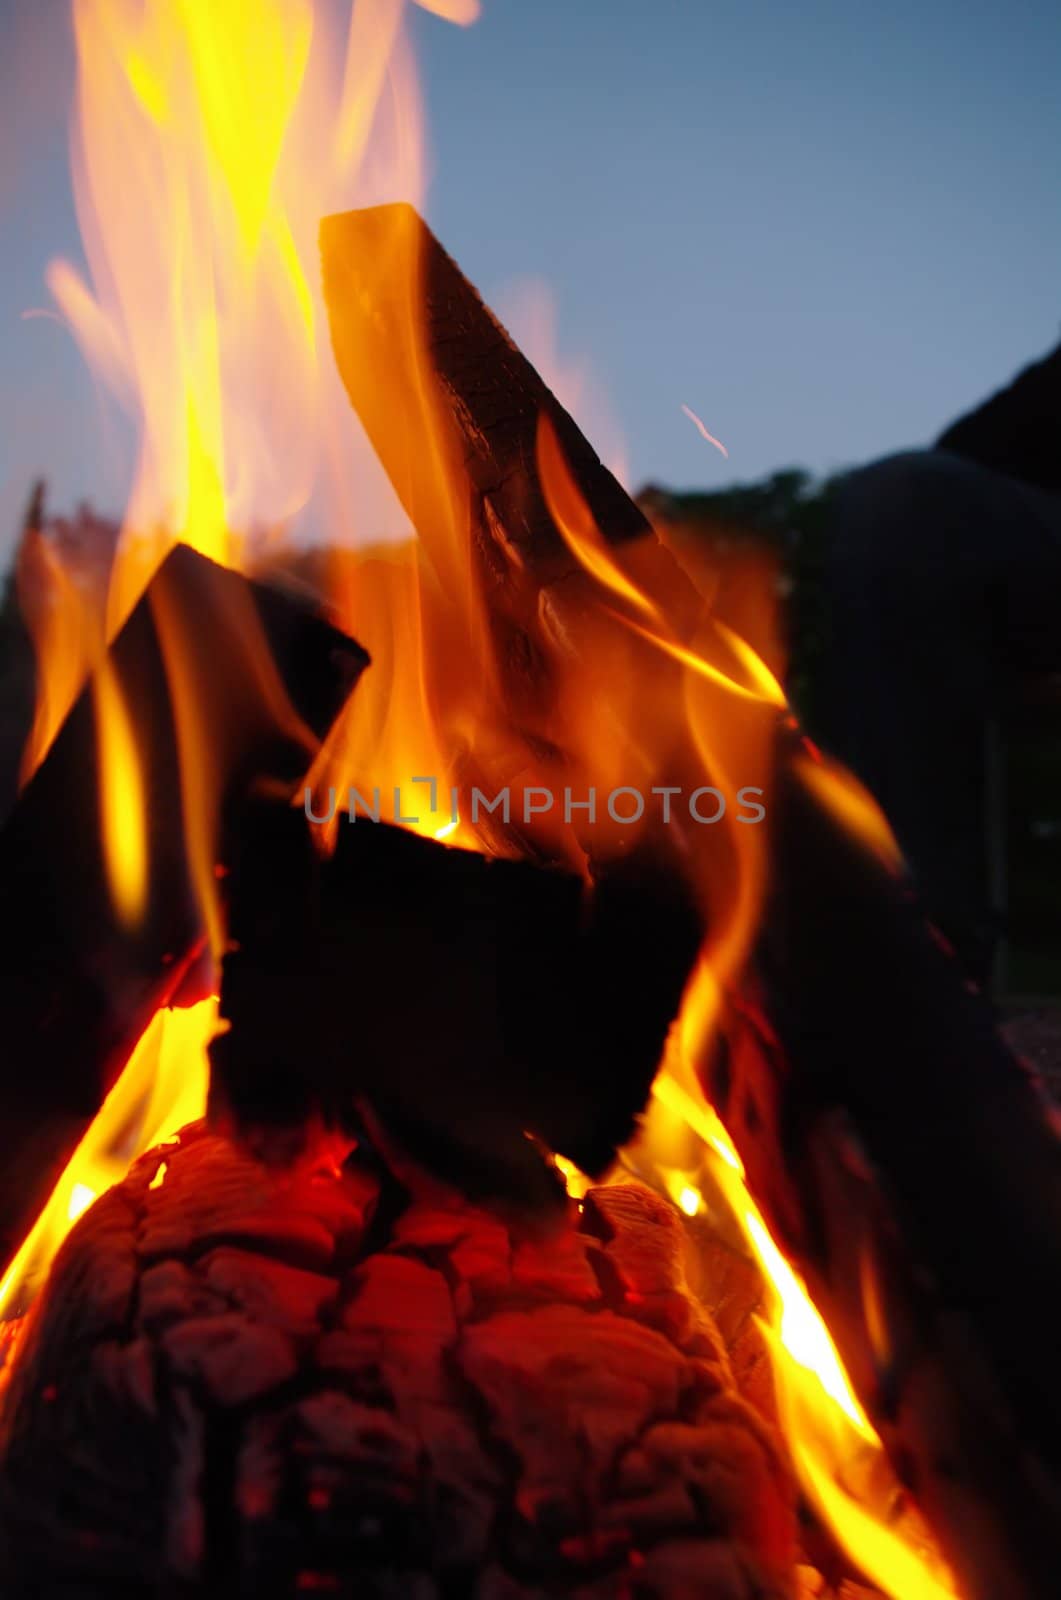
[640,1064,959,1600]
[5,0,477,1337]
[0,999,216,1323]
[531,418,957,1596]
[21,0,456,938]
[6,7,963,1599]
[93,654,149,926]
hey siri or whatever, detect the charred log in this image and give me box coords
[0,1123,796,1599]
[210,800,703,1222]
[0,547,367,1263]
[319,202,702,753]
[712,749,1061,1600]
[321,205,1061,1599]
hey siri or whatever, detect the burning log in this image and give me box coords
[320,202,702,758]
[209,799,703,1220]
[713,755,1061,1600]
[0,546,367,1265]
[321,205,1061,1599]
[0,1122,797,1598]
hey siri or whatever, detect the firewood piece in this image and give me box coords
[683,1222,776,1431]
[509,1230,602,1307]
[199,1249,340,1336]
[712,748,1061,1600]
[0,546,367,1264]
[581,1183,729,1358]
[133,1122,377,1271]
[320,203,702,738]
[210,799,703,1220]
[162,1314,298,1407]
[0,1125,796,1598]
[322,203,1061,1596]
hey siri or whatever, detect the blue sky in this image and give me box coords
[2,0,1059,555]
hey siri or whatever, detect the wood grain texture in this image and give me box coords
[320,202,702,788]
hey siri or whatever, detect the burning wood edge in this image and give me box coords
[208,798,703,1222]
[0,546,368,1268]
[318,205,699,621]
[716,756,1061,1600]
[320,205,1061,1600]
[319,201,704,859]
[0,1122,799,1598]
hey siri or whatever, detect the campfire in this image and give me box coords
[1,5,1058,1598]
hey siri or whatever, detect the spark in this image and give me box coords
[681,403,729,459]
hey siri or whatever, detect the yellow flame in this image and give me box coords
[745,1212,869,1431]
[796,748,905,872]
[531,424,946,1594]
[772,1369,960,1600]
[552,1153,591,1201]
[24,0,466,935]
[12,10,955,1598]
[15,524,102,787]
[652,1068,745,1173]
[94,656,148,927]
[66,1183,97,1224]
[635,1077,960,1600]
[538,409,662,623]
[0,999,215,1322]
[616,613,787,708]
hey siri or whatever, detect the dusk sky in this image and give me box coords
[1,0,1059,558]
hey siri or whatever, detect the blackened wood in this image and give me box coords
[310,203,706,1212]
[210,800,702,1221]
[0,1123,796,1597]
[319,203,702,742]
[0,547,367,1266]
[320,207,1061,1596]
[712,743,1061,1600]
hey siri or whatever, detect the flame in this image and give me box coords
[0,999,215,1323]
[636,1068,960,1600]
[21,0,462,928]
[7,6,963,1597]
[8,0,471,1333]
[94,654,149,926]
[15,514,105,784]
[539,411,661,624]
[528,414,956,1596]
[797,744,906,872]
